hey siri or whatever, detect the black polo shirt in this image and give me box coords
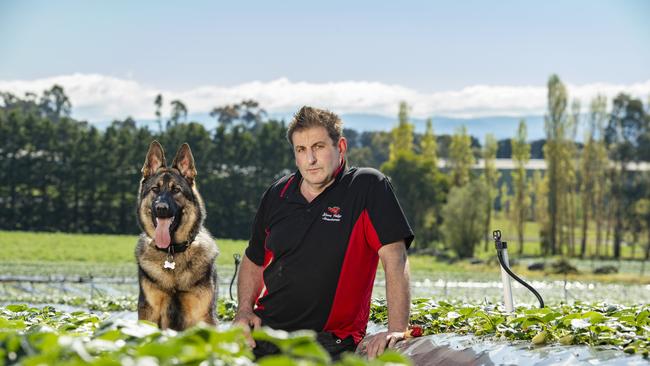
[245,164,414,343]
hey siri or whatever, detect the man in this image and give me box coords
[234,106,413,360]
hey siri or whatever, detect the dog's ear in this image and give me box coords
[142,141,166,178]
[172,143,197,183]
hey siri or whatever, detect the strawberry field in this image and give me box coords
[0,303,410,365]
[1,298,649,365]
[1,232,649,364]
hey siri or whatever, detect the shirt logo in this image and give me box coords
[322,206,342,222]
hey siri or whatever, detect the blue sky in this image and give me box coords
[0,0,649,124]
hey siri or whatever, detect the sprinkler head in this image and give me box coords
[493,230,507,249]
[492,230,501,241]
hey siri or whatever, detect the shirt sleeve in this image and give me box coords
[245,186,271,266]
[364,176,414,251]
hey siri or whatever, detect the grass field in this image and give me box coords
[485,216,650,259]
[0,230,248,277]
[2,230,649,284]
[0,230,247,265]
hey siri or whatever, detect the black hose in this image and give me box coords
[496,250,545,308]
[493,230,544,309]
[229,253,242,300]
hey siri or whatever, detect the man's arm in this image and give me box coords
[233,255,265,347]
[365,240,411,359]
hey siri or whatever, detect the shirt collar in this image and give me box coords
[287,160,347,204]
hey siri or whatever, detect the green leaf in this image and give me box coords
[5,305,28,313]
[581,311,605,324]
[0,318,26,330]
[257,355,299,366]
[136,341,181,359]
[287,342,330,364]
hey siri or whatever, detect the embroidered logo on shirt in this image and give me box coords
[322,206,342,222]
[327,207,341,215]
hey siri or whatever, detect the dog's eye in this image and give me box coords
[151,186,160,194]
[172,187,181,194]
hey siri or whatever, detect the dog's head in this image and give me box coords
[137,141,204,249]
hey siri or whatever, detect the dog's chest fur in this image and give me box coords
[136,230,218,292]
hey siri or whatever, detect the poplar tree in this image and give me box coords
[511,120,531,254]
[543,74,569,255]
[532,171,550,254]
[420,118,438,167]
[383,102,448,247]
[565,100,580,255]
[154,94,163,133]
[580,95,608,257]
[482,134,499,250]
[448,126,475,187]
[389,101,415,160]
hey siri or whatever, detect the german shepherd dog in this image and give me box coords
[135,141,219,330]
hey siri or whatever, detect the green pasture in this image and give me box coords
[0,231,245,265]
[2,230,649,284]
[0,230,247,277]
[484,216,649,259]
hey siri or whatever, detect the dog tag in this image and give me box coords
[164,259,176,270]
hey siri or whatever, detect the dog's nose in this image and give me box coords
[155,202,170,217]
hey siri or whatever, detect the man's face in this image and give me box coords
[292,126,347,190]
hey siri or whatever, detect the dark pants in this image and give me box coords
[253,332,357,361]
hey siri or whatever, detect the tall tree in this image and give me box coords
[543,74,569,255]
[154,93,163,133]
[383,104,448,247]
[210,104,240,128]
[565,100,580,255]
[511,120,531,255]
[605,93,646,258]
[420,118,438,167]
[389,101,415,160]
[239,99,267,128]
[448,126,475,187]
[580,95,608,257]
[482,134,500,251]
[39,85,72,122]
[532,170,550,254]
[169,99,188,126]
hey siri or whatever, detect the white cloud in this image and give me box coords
[1,73,649,122]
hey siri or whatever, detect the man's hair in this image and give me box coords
[287,106,343,146]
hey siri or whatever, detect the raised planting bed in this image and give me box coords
[1,298,648,365]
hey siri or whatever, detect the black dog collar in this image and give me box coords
[155,240,191,254]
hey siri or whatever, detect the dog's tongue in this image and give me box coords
[154,217,172,249]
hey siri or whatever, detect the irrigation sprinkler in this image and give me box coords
[229,253,242,300]
[493,230,544,311]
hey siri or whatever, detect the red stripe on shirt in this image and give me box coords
[255,228,274,310]
[323,209,381,343]
[279,175,295,198]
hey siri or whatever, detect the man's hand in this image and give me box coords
[232,310,262,347]
[234,255,265,348]
[365,330,405,359]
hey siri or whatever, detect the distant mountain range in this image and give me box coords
[91,113,562,142]
[338,114,548,141]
